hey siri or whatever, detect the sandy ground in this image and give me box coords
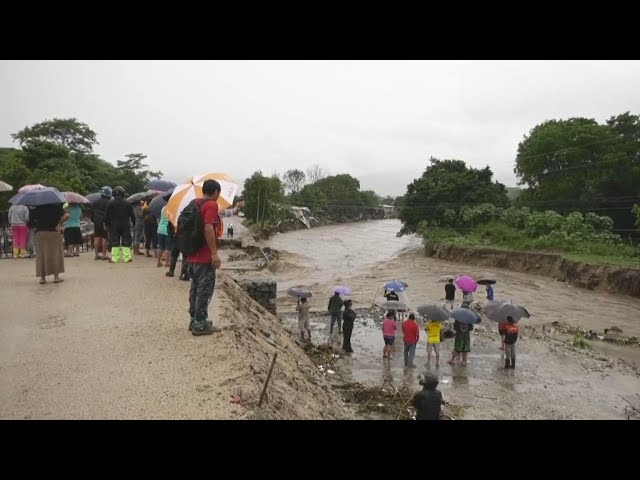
[0,252,350,420]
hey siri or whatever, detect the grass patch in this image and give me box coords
[422,223,640,269]
[571,335,591,349]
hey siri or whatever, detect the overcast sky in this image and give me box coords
[1,60,639,196]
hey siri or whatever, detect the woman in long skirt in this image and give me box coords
[33,204,68,284]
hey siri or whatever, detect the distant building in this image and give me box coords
[381,205,396,219]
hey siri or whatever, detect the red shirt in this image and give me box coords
[187,199,220,264]
[402,320,420,344]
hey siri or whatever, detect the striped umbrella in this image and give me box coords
[166,173,238,225]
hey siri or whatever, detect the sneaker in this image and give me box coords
[166,271,175,277]
[192,325,221,336]
[189,320,212,331]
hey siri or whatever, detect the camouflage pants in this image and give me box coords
[188,263,216,330]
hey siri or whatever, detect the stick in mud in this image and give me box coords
[258,352,278,407]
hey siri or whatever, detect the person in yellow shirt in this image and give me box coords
[425,320,443,367]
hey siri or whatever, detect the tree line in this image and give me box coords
[0,118,162,209]
[399,111,639,238]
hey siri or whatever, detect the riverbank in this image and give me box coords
[424,241,640,298]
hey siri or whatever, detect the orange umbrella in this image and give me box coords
[166,173,239,225]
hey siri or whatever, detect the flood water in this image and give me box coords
[259,219,640,419]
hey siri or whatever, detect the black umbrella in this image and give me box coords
[450,308,481,325]
[145,179,177,191]
[417,304,450,321]
[149,193,169,220]
[477,274,497,286]
[127,191,161,203]
[287,287,312,299]
[10,187,66,206]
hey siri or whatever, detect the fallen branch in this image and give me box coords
[474,394,498,401]
[258,352,278,407]
[618,394,640,414]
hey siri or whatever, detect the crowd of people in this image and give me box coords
[292,274,520,420]
[7,180,243,337]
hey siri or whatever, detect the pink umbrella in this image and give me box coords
[18,183,46,193]
[62,192,90,204]
[455,275,477,292]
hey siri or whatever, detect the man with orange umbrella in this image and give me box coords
[179,179,224,335]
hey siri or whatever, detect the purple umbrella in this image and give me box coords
[455,275,477,293]
[332,286,352,296]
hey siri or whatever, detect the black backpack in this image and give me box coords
[177,199,212,255]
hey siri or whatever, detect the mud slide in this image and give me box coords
[425,242,640,298]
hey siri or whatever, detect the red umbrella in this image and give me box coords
[62,192,90,204]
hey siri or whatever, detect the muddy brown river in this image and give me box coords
[260,219,640,419]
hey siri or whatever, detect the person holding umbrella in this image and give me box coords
[63,202,83,257]
[503,316,518,369]
[22,189,69,284]
[105,186,136,263]
[447,307,480,367]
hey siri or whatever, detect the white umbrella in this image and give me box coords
[0,181,12,192]
[166,173,238,225]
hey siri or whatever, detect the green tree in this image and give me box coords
[242,171,285,225]
[399,158,509,235]
[116,153,163,194]
[11,118,98,154]
[514,113,640,231]
[282,169,306,194]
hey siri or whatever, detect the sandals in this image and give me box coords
[54,278,64,284]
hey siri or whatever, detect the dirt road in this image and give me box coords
[0,254,349,420]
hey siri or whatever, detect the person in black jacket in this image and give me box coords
[413,372,444,420]
[444,279,456,310]
[342,300,356,352]
[105,186,135,263]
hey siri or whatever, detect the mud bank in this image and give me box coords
[424,242,640,298]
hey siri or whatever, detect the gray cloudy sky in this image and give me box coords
[1,60,639,196]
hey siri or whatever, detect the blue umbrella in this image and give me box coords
[450,308,481,325]
[384,281,406,293]
[10,187,66,206]
[145,179,177,191]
